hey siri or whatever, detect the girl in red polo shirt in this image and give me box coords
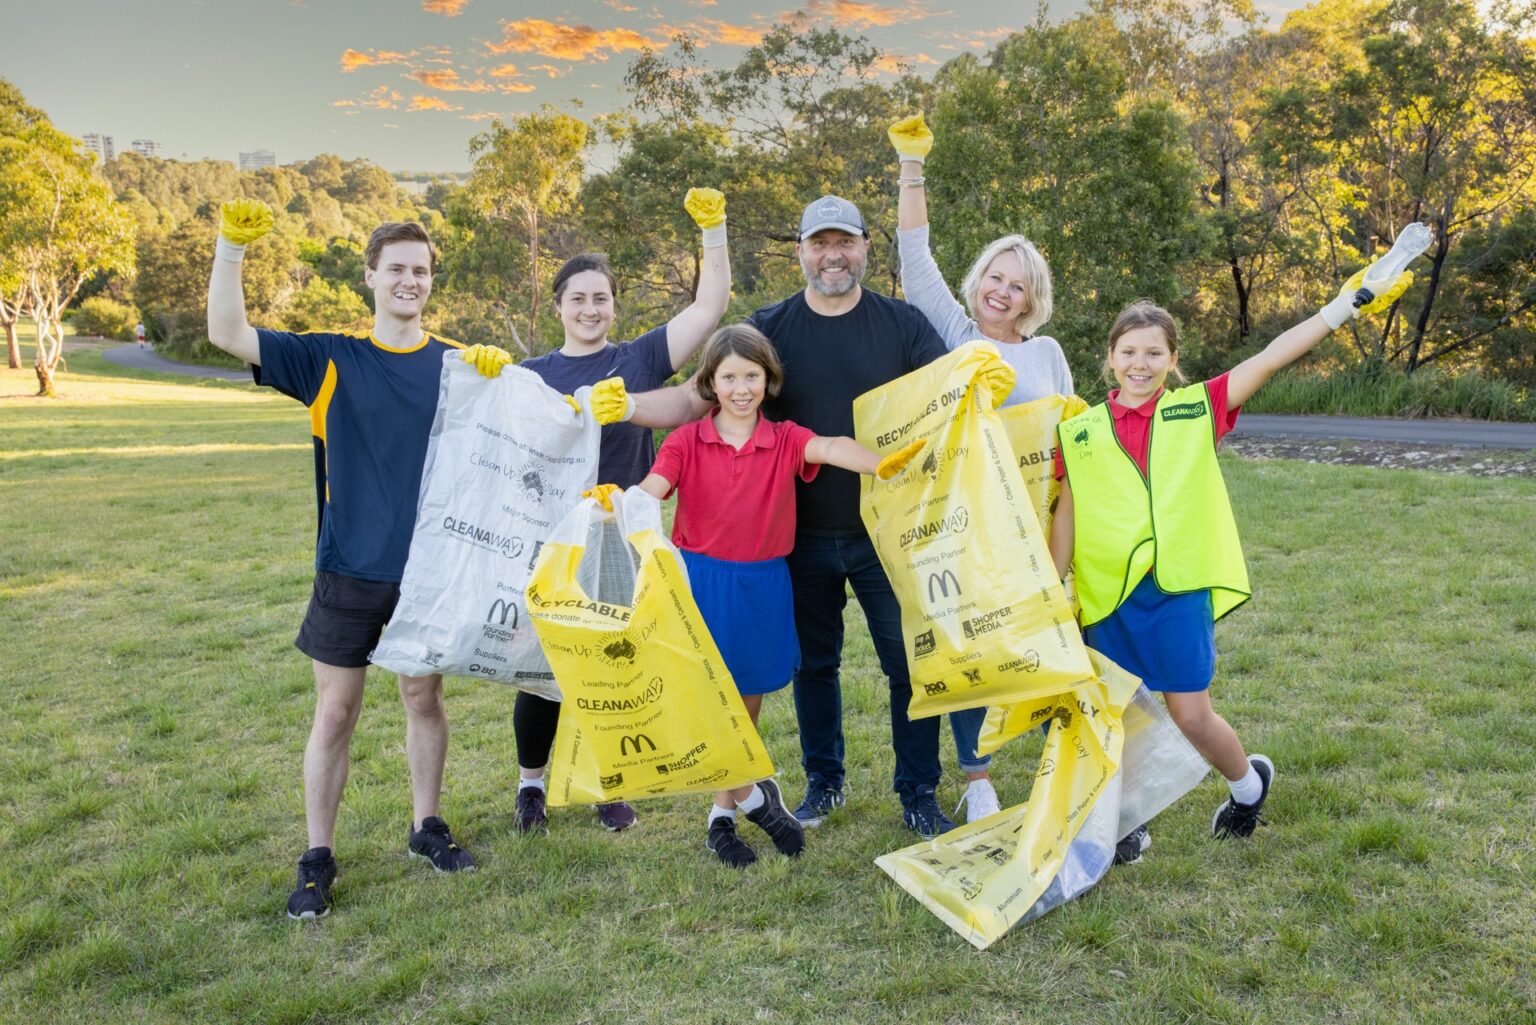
[631,323,922,868]
[1049,245,1419,863]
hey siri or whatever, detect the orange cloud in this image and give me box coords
[873,51,937,74]
[461,111,503,121]
[408,68,495,92]
[604,0,639,10]
[340,48,412,71]
[422,0,469,14]
[529,64,566,77]
[689,19,765,46]
[806,0,926,29]
[338,85,403,109]
[408,95,462,111]
[485,18,662,60]
[499,82,538,93]
[489,63,521,77]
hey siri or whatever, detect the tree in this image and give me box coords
[0,124,135,395]
[1,77,50,368]
[464,108,588,349]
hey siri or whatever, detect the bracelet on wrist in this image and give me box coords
[897,176,926,189]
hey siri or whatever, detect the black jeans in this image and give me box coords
[786,532,940,805]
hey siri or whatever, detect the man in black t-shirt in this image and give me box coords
[747,196,954,837]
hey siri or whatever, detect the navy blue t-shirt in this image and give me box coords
[751,289,948,536]
[520,325,674,488]
[254,329,464,582]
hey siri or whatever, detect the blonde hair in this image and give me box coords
[958,234,1053,338]
[1101,300,1188,388]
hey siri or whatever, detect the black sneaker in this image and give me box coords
[1212,755,1275,840]
[705,816,758,868]
[286,846,336,920]
[515,787,548,836]
[792,779,846,827]
[408,816,477,872]
[1113,824,1151,865]
[743,779,805,857]
[902,786,957,839]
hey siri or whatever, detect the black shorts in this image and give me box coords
[295,571,402,669]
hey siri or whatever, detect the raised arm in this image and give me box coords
[206,199,272,365]
[663,188,732,371]
[889,114,932,232]
[1227,252,1418,408]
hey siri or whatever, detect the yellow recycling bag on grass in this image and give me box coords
[526,486,774,807]
[996,393,1088,536]
[855,342,1092,719]
[878,651,1209,948]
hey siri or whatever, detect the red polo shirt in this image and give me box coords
[651,414,820,562]
[1053,373,1240,480]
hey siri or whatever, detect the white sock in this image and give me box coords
[708,805,736,825]
[1228,765,1262,805]
[737,785,765,815]
[518,777,546,792]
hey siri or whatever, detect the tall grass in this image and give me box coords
[1242,364,1535,421]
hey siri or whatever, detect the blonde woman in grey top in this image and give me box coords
[889,113,1075,825]
[890,114,1073,404]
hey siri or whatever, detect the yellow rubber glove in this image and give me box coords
[888,114,933,164]
[219,199,274,245]
[876,438,927,480]
[684,187,726,230]
[1343,267,1415,315]
[582,484,621,511]
[562,394,580,413]
[590,376,634,424]
[1063,394,1089,419]
[461,343,513,379]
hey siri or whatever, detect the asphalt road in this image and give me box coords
[96,344,1536,449]
[100,343,250,381]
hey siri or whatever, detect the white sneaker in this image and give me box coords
[955,778,1001,823]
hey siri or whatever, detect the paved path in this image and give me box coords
[1230,414,1536,450]
[100,343,250,381]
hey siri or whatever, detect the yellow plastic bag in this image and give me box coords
[875,651,1141,949]
[995,393,1088,536]
[855,342,1092,718]
[526,487,775,806]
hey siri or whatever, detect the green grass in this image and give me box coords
[1243,364,1535,422]
[2,354,1534,1024]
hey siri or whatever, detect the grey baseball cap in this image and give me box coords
[798,195,867,240]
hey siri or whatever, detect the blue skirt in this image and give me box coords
[680,549,798,696]
[1084,573,1216,693]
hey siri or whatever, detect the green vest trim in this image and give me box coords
[1058,382,1250,627]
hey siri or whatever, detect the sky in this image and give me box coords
[2,0,1309,174]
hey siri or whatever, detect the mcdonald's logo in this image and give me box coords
[927,570,961,603]
[486,598,518,628]
[619,733,657,757]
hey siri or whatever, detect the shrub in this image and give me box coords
[71,297,141,341]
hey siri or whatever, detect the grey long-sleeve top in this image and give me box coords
[897,225,1074,406]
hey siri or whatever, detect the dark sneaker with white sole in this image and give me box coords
[1212,755,1274,839]
[595,801,637,832]
[1113,825,1151,865]
[744,779,805,857]
[902,787,958,839]
[792,779,846,827]
[408,816,476,872]
[515,787,548,836]
[286,846,336,920]
[705,817,758,868]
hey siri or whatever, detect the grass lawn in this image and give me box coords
[2,351,1533,1025]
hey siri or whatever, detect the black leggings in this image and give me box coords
[513,691,562,770]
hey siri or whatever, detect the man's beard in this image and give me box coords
[802,257,865,297]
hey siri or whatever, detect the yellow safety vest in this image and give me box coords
[1057,382,1250,627]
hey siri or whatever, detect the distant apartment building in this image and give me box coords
[81,133,115,162]
[239,149,276,171]
[130,138,164,158]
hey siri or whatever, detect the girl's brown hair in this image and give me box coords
[695,323,784,404]
[1101,300,1188,388]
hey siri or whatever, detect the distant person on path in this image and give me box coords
[889,112,1074,823]
[207,199,504,919]
[136,322,147,350]
[478,188,732,838]
[611,195,959,838]
[1049,252,1417,862]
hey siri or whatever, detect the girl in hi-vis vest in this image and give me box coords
[1048,230,1424,863]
